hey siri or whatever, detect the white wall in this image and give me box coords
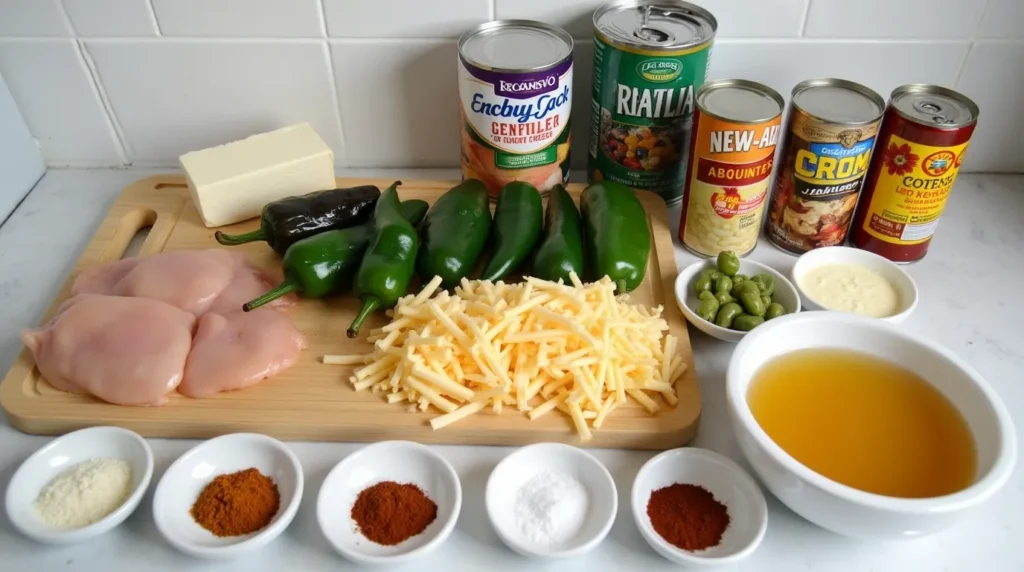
[0,0,1020,172]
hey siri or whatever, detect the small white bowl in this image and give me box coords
[791,246,918,323]
[486,442,617,559]
[152,433,303,559]
[317,441,461,565]
[632,448,767,568]
[675,258,801,343]
[728,312,1017,540]
[6,426,153,544]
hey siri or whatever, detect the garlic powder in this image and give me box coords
[33,458,133,529]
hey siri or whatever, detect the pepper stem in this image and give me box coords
[215,228,266,246]
[347,296,381,338]
[243,278,300,312]
[615,279,628,296]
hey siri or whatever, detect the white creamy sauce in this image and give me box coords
[800,264,901,318]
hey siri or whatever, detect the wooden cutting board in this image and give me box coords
[0,175,700,449]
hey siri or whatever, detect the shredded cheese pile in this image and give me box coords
[324,273,686,440]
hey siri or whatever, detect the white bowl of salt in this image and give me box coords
[5,426,154,544]
[486,442,617,559]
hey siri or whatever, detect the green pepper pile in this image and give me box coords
[692,251,787,332]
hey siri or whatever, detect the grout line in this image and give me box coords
[318,0,347,167]
[798,0,812,37]
[316,0,329,37]
[971,0,992,38]
[56,0,79,36]
[145,0,163,36]
[76,41,132,165]
[952,42,974,88]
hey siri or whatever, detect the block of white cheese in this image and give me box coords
[179,123,335,228]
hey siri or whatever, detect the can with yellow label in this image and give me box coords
[679,79,784,257]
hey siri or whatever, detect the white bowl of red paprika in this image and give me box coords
[316,440,461,565]
[632,447,767,567]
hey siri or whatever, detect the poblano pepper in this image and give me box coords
[416,179,491,287]
[580,181,651,294]
[480,181,543,282]
[531,184,585,284]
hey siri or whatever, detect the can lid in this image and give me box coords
[594,0,717,51]
[697,79,784,123]
[891,84,979,129]
[792,79,885,125]
[459,20,573,73]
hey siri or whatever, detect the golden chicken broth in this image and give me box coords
[748,348,976,498]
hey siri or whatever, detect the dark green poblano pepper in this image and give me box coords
[580,181,651,294]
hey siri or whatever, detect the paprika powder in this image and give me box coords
[190,468,280,537]
[646,483,730,551]
[351,481,437,546]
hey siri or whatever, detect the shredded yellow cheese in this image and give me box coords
[324,273,686,441]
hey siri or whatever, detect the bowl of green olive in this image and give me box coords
[674,251,801,343]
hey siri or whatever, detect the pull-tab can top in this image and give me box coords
[890,84,979,129]
[594,0,717,51]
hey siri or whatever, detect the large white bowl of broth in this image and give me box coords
[726,312,1016,540]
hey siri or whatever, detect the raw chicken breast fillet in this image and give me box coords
[20,294,195,406]
[179,309,306,398]
[72,249,293,316]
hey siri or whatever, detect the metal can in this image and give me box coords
[850,85,979,263]
[588,0,717,205]
[458,20,574,198]
[764,78,885,255]
[679,79,784,257]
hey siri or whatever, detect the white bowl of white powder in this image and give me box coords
[5,426,153,544]
[486,442,617,559]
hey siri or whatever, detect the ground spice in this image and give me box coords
[351,481,437,546]
[647,483,730,551]
[190,468,280,537]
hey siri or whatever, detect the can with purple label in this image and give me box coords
[458,20,574,198]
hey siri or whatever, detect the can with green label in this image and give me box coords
[588,0,717,204]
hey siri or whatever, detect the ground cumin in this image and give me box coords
[351,481,437,546]
[647,483,730,551]
[190,468,280,537]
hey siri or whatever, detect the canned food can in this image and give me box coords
[679,79,784,257]
[458,20,574,198]
[850,85,979,263]
[765,78,885,255]
[588,0,717,205]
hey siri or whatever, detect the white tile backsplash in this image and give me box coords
[85,39,342,163]
[0,0,71,37]
[151,0,324,37]
[324,0,489,38]
[63,0,158,37]
[0,39,122,165]
[804,0,985,39]
[0,0,1018,171]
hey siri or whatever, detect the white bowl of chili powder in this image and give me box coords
[317,440,462,565]
[632,447,767,567]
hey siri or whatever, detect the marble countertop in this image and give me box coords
[0,169,1021,572]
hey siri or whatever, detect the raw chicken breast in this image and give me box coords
[179,309,305,398]
[73,249,293,316]
[21,294,195,406]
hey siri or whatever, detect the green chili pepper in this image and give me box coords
[417,180,491,288]
[347,182,420,338]
[215,185,381,254]
[532,184,585,284]
[580,181,651,294]
[241,200,427,312]
[480,182,543,282]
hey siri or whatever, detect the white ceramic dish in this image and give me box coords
[6,426,154,544]
[486,442,617,559]
[152,433,303,559]
[675,258,800,343]
[791,246,918,323]
[727,312,1017,540]
[317,440,461,565]
[632,448,767,568]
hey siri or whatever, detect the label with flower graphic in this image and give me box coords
[859,135,969,245]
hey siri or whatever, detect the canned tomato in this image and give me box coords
[850,85,979,263]
[765,78,885,255]
[458,20,573,198]
[588,0,717,205]
[679,79,784,257]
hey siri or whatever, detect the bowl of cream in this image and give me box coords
[792,246,918,324]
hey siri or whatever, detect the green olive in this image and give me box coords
[693,272,714,296]
[752,273,775,296]
[761,294,772,308]
[765,303,786,320]
[733,314,766,331]
[733,274,749,283]
[695,292,720,322]
[716,251,741,277]
[715,302,743,328]
[714,275,733,295]
[715,291,735,305]
[739,290,767,317]
[731,279,760,298]
[708,269,722,281]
